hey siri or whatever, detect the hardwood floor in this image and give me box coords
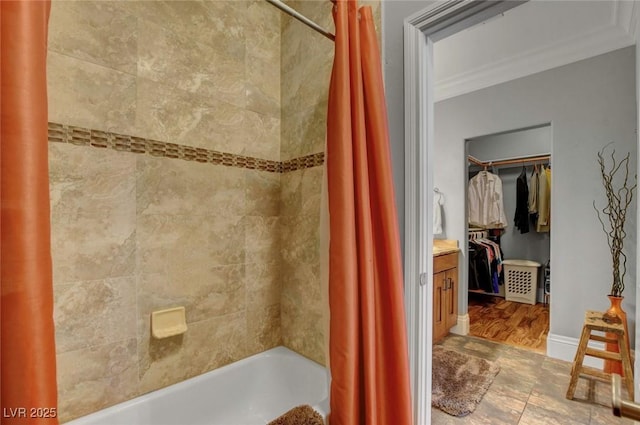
[467,293,549,353]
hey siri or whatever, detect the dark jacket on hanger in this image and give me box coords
[468,240,494,293]
[468,244,491,292]
[514,166,529,234]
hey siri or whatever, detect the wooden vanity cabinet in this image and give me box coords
[433,252,458,343]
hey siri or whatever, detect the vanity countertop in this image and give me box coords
[433,239,460,256]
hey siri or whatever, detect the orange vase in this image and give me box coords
[603,295,630,376]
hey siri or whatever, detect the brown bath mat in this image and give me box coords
[432,345,500,417]
[267,405,324,425]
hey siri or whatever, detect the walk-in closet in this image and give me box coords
[466,125,551,352]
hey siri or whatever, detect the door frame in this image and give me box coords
[402,3,523,423]
[402,1,640,423]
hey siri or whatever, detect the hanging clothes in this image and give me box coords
[468,245,481,290]
[433,190,444,235]
[514,166,530,234]
[528,165,539,228]
[468,237,503,293]
[545,166,551,222]
[468,170,508,229]
[480,237,502,292]
[468,240,493,292]
[536,165,551,232]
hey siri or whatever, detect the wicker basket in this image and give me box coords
[502,259,541,305]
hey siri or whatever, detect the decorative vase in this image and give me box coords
[603,295,630,376]
[603,295,624,324]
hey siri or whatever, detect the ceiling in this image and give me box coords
[433,0,638,102]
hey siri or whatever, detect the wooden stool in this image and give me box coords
[566,310,634,400]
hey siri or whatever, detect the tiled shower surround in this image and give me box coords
[47,0,379,422]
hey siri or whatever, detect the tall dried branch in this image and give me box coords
[593,145,637,297]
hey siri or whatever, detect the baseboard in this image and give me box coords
[547,332,604,369]
[450,314,470,336]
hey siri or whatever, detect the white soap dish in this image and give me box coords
[151,306,188,339]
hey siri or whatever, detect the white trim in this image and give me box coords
[403,2,520,424]
[402,18,419,421]
[403,16,430,425]
[449,314,470,336]
[635,13,640,403]
[547,333,605,369]
[435,23,634,102]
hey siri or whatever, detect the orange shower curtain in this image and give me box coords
[326,1,413,424]
[1,1,59,424]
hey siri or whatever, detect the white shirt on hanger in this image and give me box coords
[468,170,508,229]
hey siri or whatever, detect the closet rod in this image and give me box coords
[265,0,335,41]
[468,155,484,167]
[468,154,551,168]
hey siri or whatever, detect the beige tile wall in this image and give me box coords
[49,0,380,421]
[48,1,281,422]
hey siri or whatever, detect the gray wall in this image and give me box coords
[382,4,637,347]
[434,47,637,344]
[382,1,437,252]
[467,125,552,161]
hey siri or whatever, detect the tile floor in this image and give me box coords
[432,335,634,425]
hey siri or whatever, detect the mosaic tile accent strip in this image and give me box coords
[48,122,324,173]
[281,153,325,172]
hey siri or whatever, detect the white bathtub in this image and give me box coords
[65,346,329,425]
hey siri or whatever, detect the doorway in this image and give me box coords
[464,125,552,353]
[402,1,640,423]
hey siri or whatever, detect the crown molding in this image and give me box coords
[434,0,637,102]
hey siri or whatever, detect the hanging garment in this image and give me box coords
[544,166,551,226]
[528,166,539,228]
[468,246,481,290]
[476,238,503,292]
[469,240,494,292]
[468,237,503,293]
[468,171,508,229]
[514,166,530,234]
[477,239,498,292]
[480,237,503,274]
[537,165,551,232]
[433,191,443,235]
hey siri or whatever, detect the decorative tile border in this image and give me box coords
[48,122,324,173]
[281,152,325,172]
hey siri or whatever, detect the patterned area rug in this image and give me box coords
[267,405,324,425]
[432,345,500,417]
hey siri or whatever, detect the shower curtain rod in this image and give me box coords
[265,0,335,41]
[468,154,551,168]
